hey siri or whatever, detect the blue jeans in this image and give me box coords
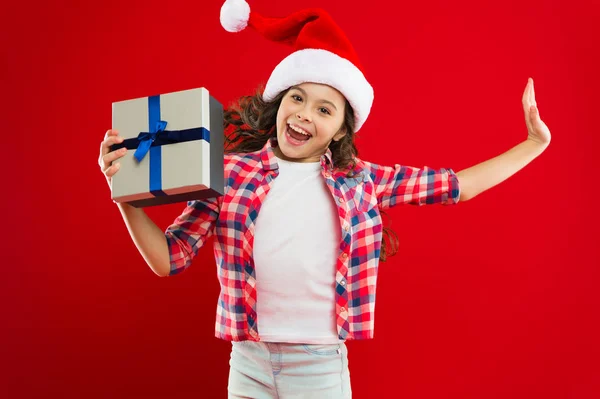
[228,341,352,398]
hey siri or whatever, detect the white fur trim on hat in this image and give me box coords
[220,0,250,33]
[263,49,374,132]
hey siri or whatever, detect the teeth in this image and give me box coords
[289,124,311,136]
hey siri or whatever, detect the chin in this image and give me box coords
[278,142,304,159]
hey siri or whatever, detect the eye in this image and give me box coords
[291,94,302,102]
[318,107,331,115]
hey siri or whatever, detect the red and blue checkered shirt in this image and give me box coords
[165,139,460,341]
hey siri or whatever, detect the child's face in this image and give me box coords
[274,82,347,163]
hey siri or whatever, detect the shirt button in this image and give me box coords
[324,172,331,178]
[344,225,350,232]
[341,253,348,260]
[340,280,346,286]
[340,307,346,312]
[338,197,344,203]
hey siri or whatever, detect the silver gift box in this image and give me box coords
[110,87,224,207]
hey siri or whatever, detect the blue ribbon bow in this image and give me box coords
[134,120,168,162]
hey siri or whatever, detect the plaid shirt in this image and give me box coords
[165,139,460,341]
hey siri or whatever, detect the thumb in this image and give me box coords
[530,104,540,120]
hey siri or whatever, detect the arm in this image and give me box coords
[115,197,220,277]
[456,78,551,201]
[164,198,220,276]
[116,198,220,277]
[99,129,219,277]
[365,162,460,209]
[456,139,547,201]
[117,203,171,277]
[99,130,172,277]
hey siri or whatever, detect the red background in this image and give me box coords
[3,0,600,397]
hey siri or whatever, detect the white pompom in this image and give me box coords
[220,0,251,33]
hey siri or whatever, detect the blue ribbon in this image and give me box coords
[113,126,210,154]
[134,120,168,162]
[110,95,211,197]
[148,96,166,196]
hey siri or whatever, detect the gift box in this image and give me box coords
[110,87,224,207]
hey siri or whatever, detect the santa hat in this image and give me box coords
[220,0,374,132]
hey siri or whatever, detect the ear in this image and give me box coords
[332,127,347,142]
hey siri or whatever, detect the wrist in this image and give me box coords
[525,137,549,155]
[115,201,134,212]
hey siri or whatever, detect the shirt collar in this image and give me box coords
[260,138,335,172]
[321,148,334,171]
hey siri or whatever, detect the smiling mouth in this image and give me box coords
[286,123,312,141]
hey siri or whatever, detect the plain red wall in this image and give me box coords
[3,0,600,397]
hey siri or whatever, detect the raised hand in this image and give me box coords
[522,78,551,146]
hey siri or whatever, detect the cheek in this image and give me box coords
[334,118,346,137]
[276,107,284,130]
[276,102,291,123]
[325,119,345,139]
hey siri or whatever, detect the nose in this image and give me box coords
[296,111,311,122]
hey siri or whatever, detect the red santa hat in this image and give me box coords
[220,0,374,132]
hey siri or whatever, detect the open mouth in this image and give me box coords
[286,123,312,144]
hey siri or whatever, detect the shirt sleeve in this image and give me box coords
[164,197,221,275]
[363,161,461,209]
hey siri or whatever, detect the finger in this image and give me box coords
[104,129,119,139]
[99,137,125,168]
[527,105,543,136]
[530,104,540,121]
[522,79,532,110]
[529,78,536,106]
[100,135,124,157]
[522,80,533,126]
[102,147,128,168]
[525,110,534,134]
[528,105,535,125]
[104,162,121,178]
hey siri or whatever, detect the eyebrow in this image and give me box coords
[290,86,339,111]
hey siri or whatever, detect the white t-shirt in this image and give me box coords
[253,156,342,344]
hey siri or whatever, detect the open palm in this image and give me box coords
[523,78,551,146]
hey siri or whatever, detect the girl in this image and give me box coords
[98,1,551,398]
